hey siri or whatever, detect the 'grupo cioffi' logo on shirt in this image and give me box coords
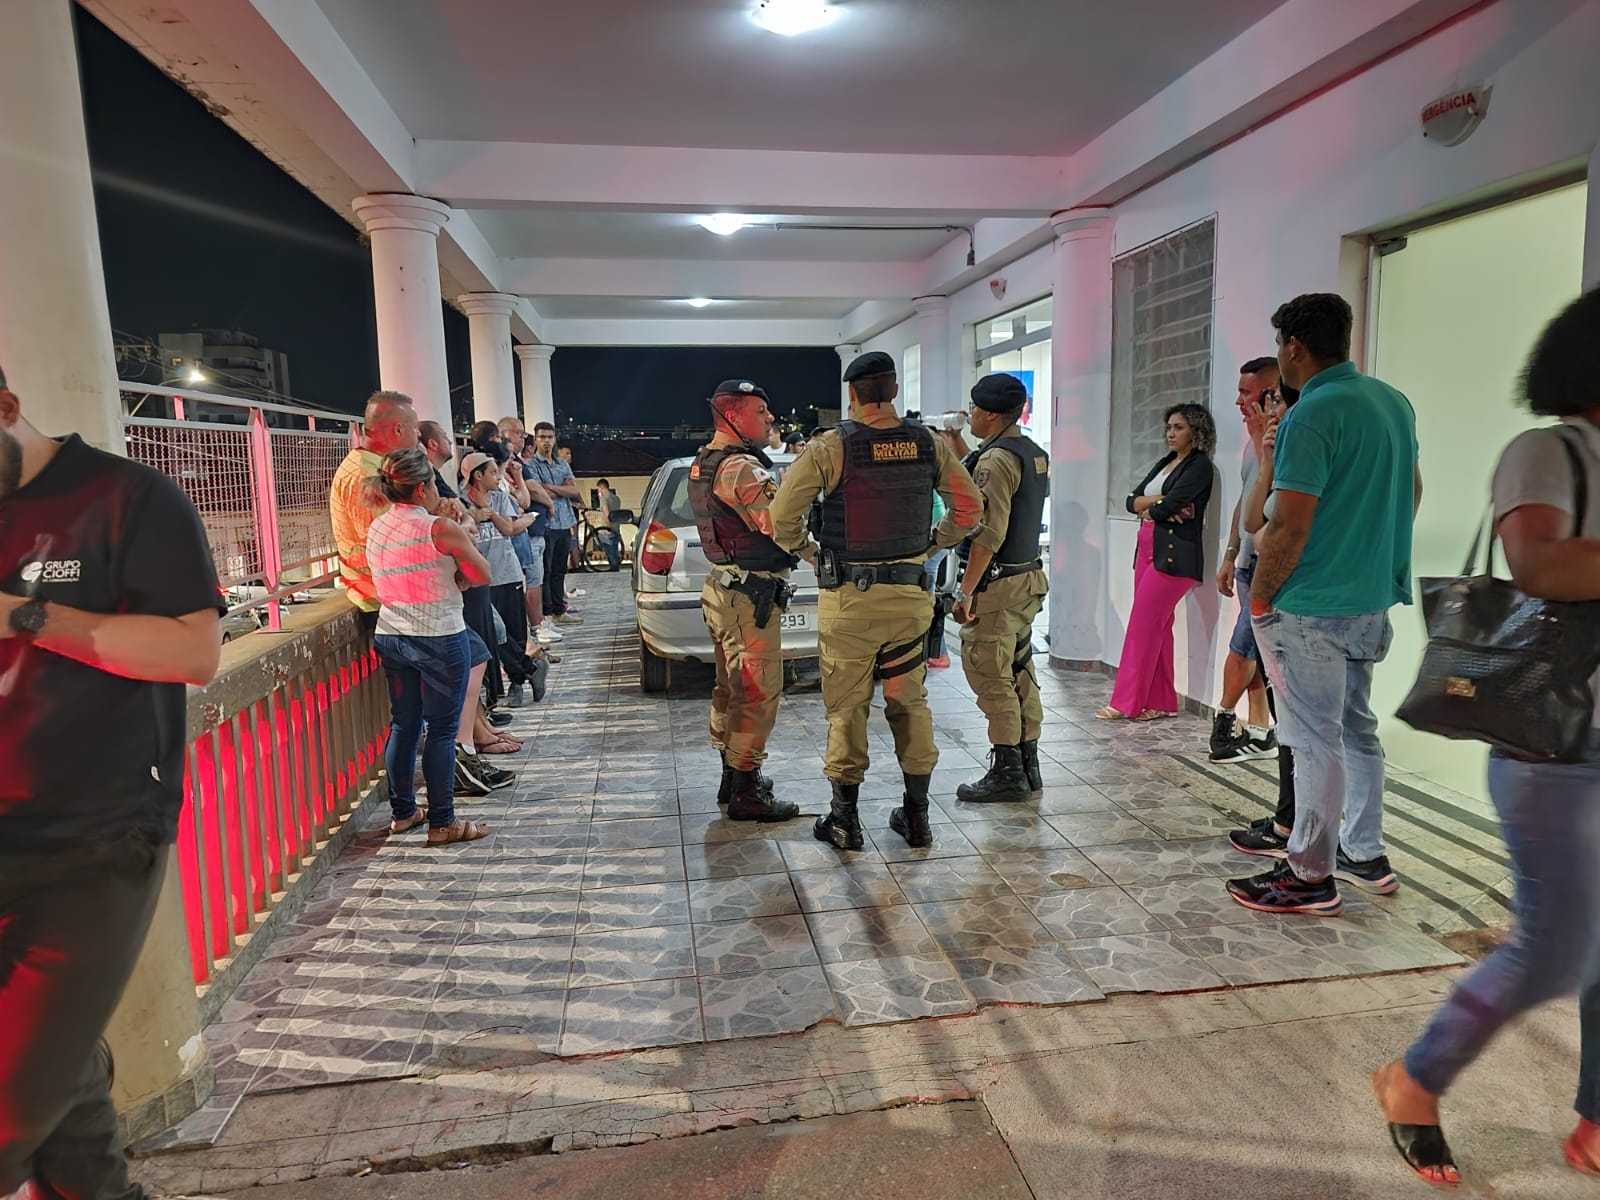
[19,559,82,585]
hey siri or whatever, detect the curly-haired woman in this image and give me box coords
[1098,403,1215,720]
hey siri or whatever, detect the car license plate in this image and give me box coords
[778,610,814,632]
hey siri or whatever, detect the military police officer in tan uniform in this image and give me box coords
[952,373,1051,804]
[771,352,982,850]
[688,380,801,822]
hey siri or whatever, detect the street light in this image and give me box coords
[184,367,208,385]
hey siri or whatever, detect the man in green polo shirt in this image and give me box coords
[1226,292,1421,917]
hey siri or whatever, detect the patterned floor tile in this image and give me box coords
[1120,875,1269,931]
[411,989,565,1063]
[806,905,943,964]
[1092,780,1199,809]
[1031,785,1122,815]
[779,836,884,872]
[1176,920,1354,986]
[1023,887,1166,940]
[691,914,820,975]
[887,856,1011,903]
[559,978,704,1055]
[912,895,1056,954]
[868,821,979,863]
[699,966,839,1041]
[981,848,1110,895]
[688,872,802,923]
[590,791,681,820]
[685,839,791,879]
[582,846,686,889]
[587,816,683,850]
[957,818,1072,854]
[576,882,692,933]
[947,942,1106,1007]
[434,935,574,998]
[1132,803,1247,840]
[789,864,908,913]
[1079,838,1252,885]
[1064,931,1228,995]
[822,954,974,1027]
[681,811,790,844]
[676,786,725,814]
[569,923,697,987]
[1043,810,1157,847]
[472,850,585,893]
[1283,916,1465,974]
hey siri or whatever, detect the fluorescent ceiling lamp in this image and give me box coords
[751,0,837,37]
[682,297,715,308]
[696,213,750,237]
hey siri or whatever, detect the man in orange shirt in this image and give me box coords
[330,391,419,631]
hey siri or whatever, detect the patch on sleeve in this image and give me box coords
[1033,455,1048,475]
[974,466,992,488]
[689,462,701,480]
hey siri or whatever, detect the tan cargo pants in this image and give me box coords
[703,576,783,770]
[959,569,1048,746]
[819,582,938,784]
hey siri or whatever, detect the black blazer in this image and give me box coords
[1125,451,1214,582]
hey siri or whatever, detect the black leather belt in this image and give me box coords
[829,561,931,592]
[975,558,1043,592]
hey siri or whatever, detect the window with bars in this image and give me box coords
[1107,219,1215,514]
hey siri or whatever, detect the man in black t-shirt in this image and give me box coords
[0,364,223,1199]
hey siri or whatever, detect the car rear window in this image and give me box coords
[651,460,793,531]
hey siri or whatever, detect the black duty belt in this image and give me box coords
[713,571,795,629]
[974,558,1043,593]
[817,552,931,592]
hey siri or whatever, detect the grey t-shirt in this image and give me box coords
[476,487,525,587]
[1236,444,1261,571]
[1492,418,1600,722]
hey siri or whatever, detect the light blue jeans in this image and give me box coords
[1251,610,1392,880]
[1405,753,1600,1110]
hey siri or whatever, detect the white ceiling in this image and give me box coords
[534,296,856,319]
[316,0,1288,156]
[469,209,983,261]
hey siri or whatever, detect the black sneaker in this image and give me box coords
[486,709,514,728]
[1225,862,1342,915]
[1228,816,1291,858]
[1208,714,1250,762]
[1239,727,1280,761]
[506,682,527,707]
[1334,849,1400,895]
[453,749,493,797]
[528,656,549,703]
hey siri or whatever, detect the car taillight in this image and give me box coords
[638,522,678,575]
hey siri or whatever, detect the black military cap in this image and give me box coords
[782,430,806,446]
[842,351,897,383]
[711,379,770,401]
[970,372,1029,412]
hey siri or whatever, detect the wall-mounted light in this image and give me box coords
[682,297,716,308]
[752,0,837,37]
[696,214,750,237]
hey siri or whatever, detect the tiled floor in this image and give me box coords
[178,571,1504,1142]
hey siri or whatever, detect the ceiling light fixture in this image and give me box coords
[683,297,715,308]
[695,213,750,237]
[751,0,837,38]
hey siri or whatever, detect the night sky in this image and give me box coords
[73,8,836,427]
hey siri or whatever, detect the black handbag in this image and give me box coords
[1397,428,1600,762]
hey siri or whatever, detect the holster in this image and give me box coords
[725,574,795,629]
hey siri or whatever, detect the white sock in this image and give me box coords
[1247,725,1271,739]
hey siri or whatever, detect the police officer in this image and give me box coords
[952,373,1050,804]
[689,380,802,822]
[771,352,982,850]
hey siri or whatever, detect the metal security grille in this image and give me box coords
[123,418,262,586]
[270,429,350,578]
[1108,219,1216,513]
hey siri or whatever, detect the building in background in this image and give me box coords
[158,329,292,399]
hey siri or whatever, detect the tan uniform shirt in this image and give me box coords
[968,422,1028,556]
[707,444,789,579]
[770,421,982,563]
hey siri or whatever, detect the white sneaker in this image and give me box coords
[537,620,564,643]
[567,586,586,598]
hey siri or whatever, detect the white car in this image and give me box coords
[631,452,819,691]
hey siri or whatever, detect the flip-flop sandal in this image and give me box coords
[1135,708,1177,721]
[1094,706,1126,720]
[475,738,523,755]
[1386,1123,1460,1186]
[427,819,490,846]
[388,812,426,835]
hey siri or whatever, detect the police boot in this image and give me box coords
[888,773,933,848]
[955,746,1030,804]
[727,769,799,823]
[1019,739,1044,793]
[814,781,864,851]
[719,752,774,805]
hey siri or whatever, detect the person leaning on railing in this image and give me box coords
[0,361,225,1199]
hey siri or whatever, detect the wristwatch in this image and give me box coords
[9,597,47,638]
[952,587,973,609]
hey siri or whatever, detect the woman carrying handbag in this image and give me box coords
[1374,289,1600,1184]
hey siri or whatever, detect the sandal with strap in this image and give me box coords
[475,736,523,755]
[1386,1123,1460,1186]
[388,812,426,835]
[1094,706,1127,720]
[427,819,490,846]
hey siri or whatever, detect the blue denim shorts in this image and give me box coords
[522,536,547,588]
[1229,565,1260,661]
[465,626,491,668]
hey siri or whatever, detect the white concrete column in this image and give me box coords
[912,296,951,417]
[351,194,453,431]
[0,0,122,452]
[1046,207,1115,665]
[1584,140,1600,292]
[833,343,859,410]
[458,292,520,423]
[514,343,556,430]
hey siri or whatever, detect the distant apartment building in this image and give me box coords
[159,329,291,398]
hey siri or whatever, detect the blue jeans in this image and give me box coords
[1405,753,1600,1113]
[1252,610,1392,880]
[374,630,473,829]
[601,529,622,571]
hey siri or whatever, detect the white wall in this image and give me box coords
[1085,0,1600,705]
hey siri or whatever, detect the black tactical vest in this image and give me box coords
[818,421,938,563]
[963,432,1050,565]
[687,446,795,572]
